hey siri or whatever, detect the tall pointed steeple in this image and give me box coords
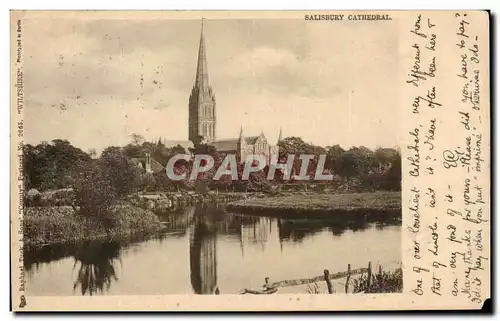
[195,18,209,90]
[278,127,283,143]
[239,125,244,140]
[189,18,216,143]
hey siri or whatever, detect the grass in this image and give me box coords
[352,267,403,293]
[226,191,401,219]
[302,267,403,294]
[23,202,164,248]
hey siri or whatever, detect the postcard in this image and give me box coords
[10,10,490,311]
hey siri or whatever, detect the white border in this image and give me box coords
[3,1,498,320]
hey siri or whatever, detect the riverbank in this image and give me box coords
[226,191,401,220]
[23,202,164,248]
[126,191,249,212]
[23,191,252,248]
[26,188,250,211]
[23,190,401,247]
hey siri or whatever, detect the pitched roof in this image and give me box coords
[130,158,143,167]
[149,158,165,173]
[244,136,259,145]
[208,135,264,152]
[209,139,238,152]
[162,140,193,150]
[131,157,164,173]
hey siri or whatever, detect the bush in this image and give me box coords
[353,267,403,293]
[23,207,83,246]
[23,204,162,247]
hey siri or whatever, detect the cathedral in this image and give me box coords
[188,21,280,164]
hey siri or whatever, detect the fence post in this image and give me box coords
[324,269,333,294]
[345,264,351,293]
[367,262,372,289]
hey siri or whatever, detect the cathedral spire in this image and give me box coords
[278,127,283,143]
[189,18,216,143]
[195,18,209,90]
[239,125,244,140]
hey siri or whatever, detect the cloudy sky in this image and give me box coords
[23,17,400,152]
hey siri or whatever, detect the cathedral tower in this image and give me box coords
[189,19,216,143]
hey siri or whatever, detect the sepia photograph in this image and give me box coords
[19,15,404,297]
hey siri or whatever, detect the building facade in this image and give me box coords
[188,21,280,164]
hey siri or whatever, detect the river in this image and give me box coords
[24,205,401,295]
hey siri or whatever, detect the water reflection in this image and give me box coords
[72,241,121,295]
[189,215,217,294]
[24,205,401,296]
[24,240,123,295]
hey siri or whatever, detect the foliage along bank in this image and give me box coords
[22,136,402,247]
[23,203,163,248]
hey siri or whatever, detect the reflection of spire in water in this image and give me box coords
[189,218,217,294]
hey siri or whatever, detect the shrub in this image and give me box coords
[353,267,403,293]
[23,204,162,247]
[305,282,326,294]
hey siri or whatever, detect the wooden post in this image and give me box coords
[323,269,333,294]
[345,264,351,293]
[367,262,372,289]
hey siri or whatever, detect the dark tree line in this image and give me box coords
[24,135,401,197]
[23,139,91,191]
[278,137,401,191]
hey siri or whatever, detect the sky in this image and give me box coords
[23,17,400,153]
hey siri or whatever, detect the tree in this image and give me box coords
[100,147,142,198]
[23,140,91,191]
[372,148,401,190]
[171,144,187,155]
[338,146,377,179]
[157,138,165,148]
[326,144,345,173]
[130,133,145,146]
[384,150,401,190]
[278,137,328,182]
[72,161,117,223]
[190,135,205,148]
[278,137,309,158]
[73,147,142,226]
[123,143,142,159]
[374,147,400,172]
